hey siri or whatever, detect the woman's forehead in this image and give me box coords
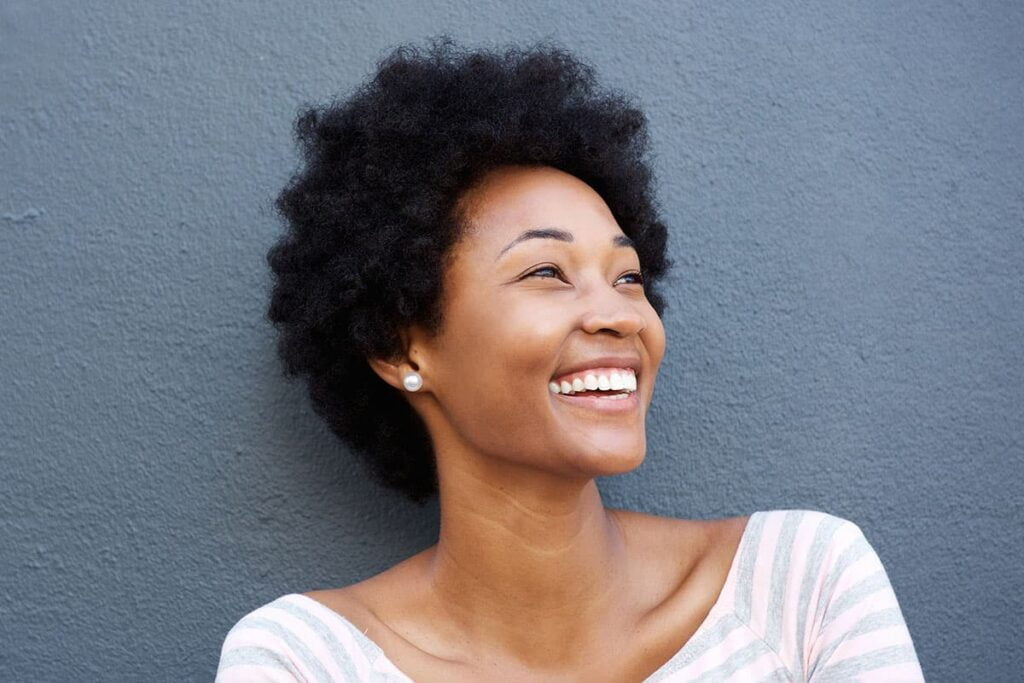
[456,165,623,254]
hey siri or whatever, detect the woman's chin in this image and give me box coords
[566,435,647,477]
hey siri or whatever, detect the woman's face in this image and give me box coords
[408,164,666,481]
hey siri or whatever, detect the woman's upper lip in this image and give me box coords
[551,356,642,382]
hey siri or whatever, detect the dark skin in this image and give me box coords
[306,165,749,681]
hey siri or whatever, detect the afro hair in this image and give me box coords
[267,36,671,504]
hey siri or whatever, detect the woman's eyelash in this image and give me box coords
[526,265,563,279]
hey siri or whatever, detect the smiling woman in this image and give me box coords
[216,37,924,681]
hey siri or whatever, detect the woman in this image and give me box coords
[217,38,924,681]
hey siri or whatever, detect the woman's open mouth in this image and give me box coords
[548,368,639,413]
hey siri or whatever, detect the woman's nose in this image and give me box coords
[579,284,646,337]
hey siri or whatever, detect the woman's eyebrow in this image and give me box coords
[496,228,634,261]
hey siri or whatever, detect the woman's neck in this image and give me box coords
[425,457,634,669]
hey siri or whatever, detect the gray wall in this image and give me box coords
[2,1,1021,680]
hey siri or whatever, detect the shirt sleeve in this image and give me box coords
[215,595,396,682]
[215,610,308,683]
[805,519,925,682]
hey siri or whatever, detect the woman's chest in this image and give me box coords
[365,592,720,683]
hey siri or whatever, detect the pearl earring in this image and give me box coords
[402,371,423,392]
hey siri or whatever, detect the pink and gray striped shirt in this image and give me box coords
[216,509,924,681]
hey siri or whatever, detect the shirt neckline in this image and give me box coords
[287,511,758,681]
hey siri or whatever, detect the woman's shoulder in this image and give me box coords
[727,508,924,681]
[728,508,890,613]
[743,507,868,553]
[613,508,865,592]
[214,592,411,682]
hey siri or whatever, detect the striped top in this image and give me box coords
[216,509,924,681]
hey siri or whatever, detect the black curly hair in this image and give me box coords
[267,36,672,504]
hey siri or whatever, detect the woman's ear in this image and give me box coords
[367,326,428,392]
[366,352,401,389]
[367,353,411,391]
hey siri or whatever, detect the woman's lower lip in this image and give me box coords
[552,391,640,413]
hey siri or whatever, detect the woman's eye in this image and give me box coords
[526,265,563,279]
[617,271,645,285]
[523,267,643,285]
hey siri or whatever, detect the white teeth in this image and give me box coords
[548,370,634,397]
[549,370,638,395]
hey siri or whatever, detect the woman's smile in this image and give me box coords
[548,362,641,413]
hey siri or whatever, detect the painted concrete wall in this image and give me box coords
[2,1,1021,679]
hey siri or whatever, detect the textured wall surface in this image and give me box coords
[2,0,1022,680]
